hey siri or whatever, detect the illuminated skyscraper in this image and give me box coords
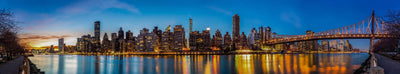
[259,27,264,44]
[248,28,261,50]
[116,27,124,52]
[82,34,92,52]
[223,32,232,50]
[189,31,200,51]
[125,30,135,52]
[320,40,329,51]
[232,14,240,50]
[111,33,118,51]
[344,40,352,51]
[58,38,64,52]
[153,27,162,51]
[212,29,223,50]
[162,26,173,51]
[94,21,101,52]
[189,18,193,32]
[76,38,84,51]
[200,29,210,51]
[265,26,271,40]
[118,27,124,40]
[329,40,338,51]
[94,21,100,41]
[102,33,110,52]
[240,32,248,50]
[173,25,185,51]
[137,28,155,51]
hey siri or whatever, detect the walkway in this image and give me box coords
[374,54,400,74]
[0,56,24,74]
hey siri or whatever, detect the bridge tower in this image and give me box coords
[370,10,375,52]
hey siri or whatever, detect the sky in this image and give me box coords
[1,0,400,50]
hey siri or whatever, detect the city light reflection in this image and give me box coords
[28,53,368,74]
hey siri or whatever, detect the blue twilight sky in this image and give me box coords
[1,0,400,49]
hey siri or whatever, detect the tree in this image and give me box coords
[374,10,400,52]
[0,8,23,59]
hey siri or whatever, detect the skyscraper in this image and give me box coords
[111,33,118,51]
[321,40,329,51]
[259,27,264,44]
[223,32,232,50]
[118,27,124,40]
[117,27,124,52]
[94,21,101,52]
[189,31,200,51]
[232,14,240,49]
[173,25,185,51]
[200,29,210,51]
[153,27,162,51]
[125,30,135,52]
[240,32,248,50]
[76,38,84,51]
[58,38,64,52]
[94,21,100,41]
[189,18,193,32]
[102,33,110,52]
[162,25,173,51]
[265,26,271,40]
[212,30,223,50]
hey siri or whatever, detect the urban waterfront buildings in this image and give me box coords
[72,14,355,53]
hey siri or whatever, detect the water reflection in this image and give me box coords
[28,53,368,74]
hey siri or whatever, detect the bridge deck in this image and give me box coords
[265,34,400,44]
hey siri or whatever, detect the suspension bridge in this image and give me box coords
[263,11,400,51]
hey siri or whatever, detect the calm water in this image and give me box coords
[28,53,369,74]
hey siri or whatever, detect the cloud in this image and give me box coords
[280,11,302,28]
[18,33,73,47]
[207,6,233,15]
[19,33,72,40]
[22,0,140,31]
[59,0,140,15]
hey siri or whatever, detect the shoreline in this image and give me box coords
[27,51,366,56]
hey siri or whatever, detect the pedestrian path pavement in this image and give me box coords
[375,54,400,74]
[0,56,24,74]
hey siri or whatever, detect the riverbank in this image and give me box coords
[0,56,44,74]
[28,51,364,55]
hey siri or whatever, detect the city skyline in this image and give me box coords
[1,0,400,50]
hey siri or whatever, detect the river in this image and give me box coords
[28,53,369,74]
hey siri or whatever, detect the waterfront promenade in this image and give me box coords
[0,56,24,74]
[375,53,400,74]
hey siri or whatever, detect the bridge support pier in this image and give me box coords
[370,10,375,53]
[370,37,375,52]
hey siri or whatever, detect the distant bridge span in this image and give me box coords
[263,11,400,51]
[265,34,400,45]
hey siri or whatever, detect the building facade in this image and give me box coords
[232,14,240,50]
[173,25,185,51]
